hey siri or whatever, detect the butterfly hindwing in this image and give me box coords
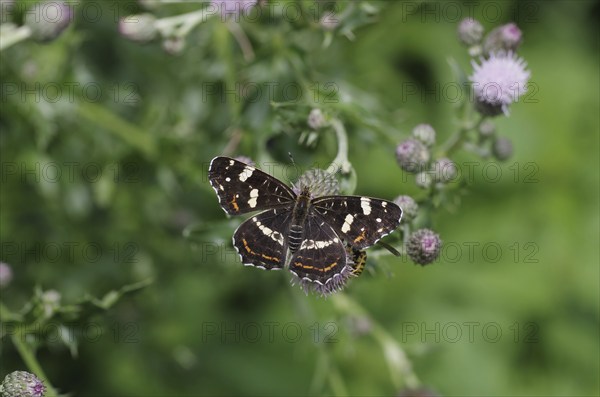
[311,196,403,250]
[289,215,348,285]
[232,208,292,270]
[208,156,296,215]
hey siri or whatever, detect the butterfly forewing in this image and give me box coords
[311,196,403,250]
[289,215,348,284]
[232,208,293,270]
[208,156,296,215]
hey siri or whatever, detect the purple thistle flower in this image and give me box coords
[292,168,339,197]
[0,371,46,397]
[0,262,13,288]
[407,229,442,265]
[457,17,484,46]
[396,139,430,173]
[394,195,419,222]
[24,0,72,42]
[470,51,530,116]
[483,23,523,54]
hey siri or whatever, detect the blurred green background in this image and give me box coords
[1,0,598,396]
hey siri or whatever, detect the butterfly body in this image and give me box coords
[287,186,312,253]
[208,156,402,287]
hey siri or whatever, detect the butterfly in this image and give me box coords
[208,156,402,290]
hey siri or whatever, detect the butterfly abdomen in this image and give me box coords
[288,187,311,253]
[288,224,304,252]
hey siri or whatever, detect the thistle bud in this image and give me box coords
[293,169,339,197]
[406,229,442,266]
[415,171,432,189]
[483,23,523,54]
[24,1,72,42]
[411,123,436,147]
[457,18,484,46]
[0,262,12,288]
[320,12,338,31]
[307,108,326,130]
[394,195,418,222]
[119,13,158,43]
[0,371,46,397]
[492,136,513,161]
[431,158,457,183]
[478,119,496,138]
[396,139,430,173]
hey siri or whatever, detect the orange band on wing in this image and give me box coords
[242,238,280,263]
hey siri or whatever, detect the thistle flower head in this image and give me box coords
[407,229,442,265]
[478,119,496,137]
[432,158,457,183]
[0,371,46,397]
[25,1,72,42]
[470,51,530,116]
[457,18,484,46]
[292,169,339,197]
[415,171,432,189]
[412,124,436,147]
[396,139,430,173]
[320,12,339,31]
[307,108,326,130]
[492,136,514,161]
[394,195,418,222]
[0,262,13,288]
[483,23,522,54]
[41,289,61,318]
[119,13,158,43]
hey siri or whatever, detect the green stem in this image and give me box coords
[0,303,59,396]
[327,363,349,396]
[331,294,420,390]
[327,118,350,175]
[0,25,32,51]
[226,19,254,61]
[439,115,486,157]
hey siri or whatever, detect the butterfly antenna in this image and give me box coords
[287,152,302,185]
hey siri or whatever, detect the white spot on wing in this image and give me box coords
[361,198,372,215]
[225,177,231,182]
[341,214,354,233]
[239,166,255,182]
[248,188,259,208]
[256,220,284,245]
[300,238,339,249]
